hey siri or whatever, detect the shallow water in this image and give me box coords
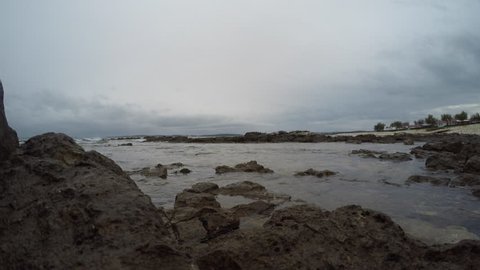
[82,140,480,244]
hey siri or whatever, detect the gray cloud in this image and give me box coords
[1,1,480,137]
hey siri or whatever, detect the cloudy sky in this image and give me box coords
[1,0,480,138]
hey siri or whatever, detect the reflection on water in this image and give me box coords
[82,140,480,244]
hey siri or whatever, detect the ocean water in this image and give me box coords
[81,139,480,245]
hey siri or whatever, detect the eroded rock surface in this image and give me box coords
[193,205,480,270]
[0,133,190,269]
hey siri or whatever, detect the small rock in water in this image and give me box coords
[215,160,273,174]
[295,168,336,178]
[406,175,450,186]
[179,168,191,174]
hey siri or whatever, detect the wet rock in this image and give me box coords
[406,175,451,186]
[199,210,240,240]
[215,181,290,203]
[215,160,273,174]
[140,164,168,179]
[178,168,191,174]
[118,143,133,146]
[464,155,480,174]
[231,201,275,218]
[215,165,238,174]
[0,133,190,269]
[410,146,430,159]
[425,153,462,171]
[174,191,221,209]
[217,181,266,195]
[378,152,412,161]
[0,80,19,161]
[403,138,414,145]
[422,141,464,153]
[450,174,480,187]
[294,168,336,178]
[187,182,219,194]
[194,204,480,270]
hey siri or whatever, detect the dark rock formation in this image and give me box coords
[406,175,451,186]
[295,168,336,178]
[174,191,221,209]
[0,133,190,269]
[426,153,462,171]
[178,168,191,174]
[118,143,133,146]
[464,155,480,174]
[192,204,480,270]
[131,164,168,179]
[351,149,411,161]
[0,80,18,161]
[215,160,273,174]
[187,182,219,193]
[378,152,412,161]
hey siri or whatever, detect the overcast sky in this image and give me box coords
[1,0,480,138]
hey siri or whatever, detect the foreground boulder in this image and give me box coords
[193,205,480,270]
[0,80,18,161]
[215,160,273,174]
[0,133,190,269]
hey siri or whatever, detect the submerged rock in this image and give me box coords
[378,152,412,161]
[0,80,19,161]
[215,160,273,174]
[425,153,461,171]
[406,175,451,186]
[295,168,336,178]
[187,182,219,193]
[178,168,191,174]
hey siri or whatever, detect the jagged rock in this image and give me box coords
[410,146,430,159]
[351,149,386,156]
[422,141,464,153]
[0,80,19,161]
[215,161,273,174]
[406,175,451,186]
[295,168,336,178]
[193,205,480,269]
[378,152,412,161]
[138,164,168,179]
[187,182,219,194]
[231,201,275,218]
[0,133,190,269]
[174,191,221,209]
[464,155,480,174]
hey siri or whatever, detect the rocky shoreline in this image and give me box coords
[143,130,478,145]
[1,85,479,269]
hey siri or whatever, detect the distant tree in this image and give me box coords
[402,122,410,128]
[374,122,385,132]
[390,121,403,129]
[441,114,453,125]
[470,112,480,121]
[416,119,425,126]
[425,114,438,126]
[455,111,468,121]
